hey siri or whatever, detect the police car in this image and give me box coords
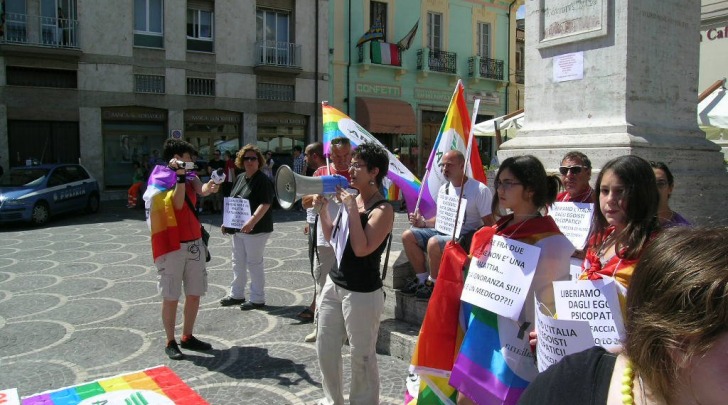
[0,163,100,225]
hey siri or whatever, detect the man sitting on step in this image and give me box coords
[400,150,494,300]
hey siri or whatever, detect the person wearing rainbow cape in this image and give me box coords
[143,138,220,360]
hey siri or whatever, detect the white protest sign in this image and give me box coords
[535,298,594,372]
[569,257,584,281]
[461,235,541,321]
[330,205,350,267]
[434,194,466,239]
[548,202,593,250]
[223,197,252,228]
[0,388,20,405]
[553,279,626,351]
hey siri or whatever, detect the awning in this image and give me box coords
[474,110,525,137]
[355,97,416,134]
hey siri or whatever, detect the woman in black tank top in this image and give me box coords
[314,142,394,405]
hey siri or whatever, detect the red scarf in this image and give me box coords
[580,227,639,288]
[469,214,562,257]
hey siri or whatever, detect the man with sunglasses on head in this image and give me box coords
[557,151,595,203]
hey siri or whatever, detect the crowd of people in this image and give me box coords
[144,136,722,405]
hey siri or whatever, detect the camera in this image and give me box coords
[174,160,196,170]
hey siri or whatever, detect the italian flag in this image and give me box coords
[371,41,401,66]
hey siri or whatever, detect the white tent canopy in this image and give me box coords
[473,111,524,137]
[698,86,728,130]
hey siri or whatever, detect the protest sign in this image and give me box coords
[223,197,252,228]
[549,202,593,250]
[330,205,350,266]
[434,194,466,239]
[553,279,625,351]
[535,298,594,372]
[461,235,541,320]
[0,388,20,405]
[569,257,583,281]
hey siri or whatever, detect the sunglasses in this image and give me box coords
[243,156,258,162]
[559,165,586,175]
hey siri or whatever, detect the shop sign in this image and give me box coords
[355,82,401,97]
[467,91,501,106]
[258,114,307,126]
[414,88,452,103]
[102,108,166,121]
[703,26,728,41]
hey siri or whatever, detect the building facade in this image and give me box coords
[0,0,328,192]
[329,0,521,176]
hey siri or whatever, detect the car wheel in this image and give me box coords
[86,192,100,214]
[31,202,50,225]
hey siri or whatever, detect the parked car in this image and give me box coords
[0,164,100,225]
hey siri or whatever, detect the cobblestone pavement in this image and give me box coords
[0,203,412,404]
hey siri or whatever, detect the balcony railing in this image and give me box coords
[1,13,79,48]
[515,69,525,84]
[467,56,504,81]
[417,48,457,74]
[255,40,302,68]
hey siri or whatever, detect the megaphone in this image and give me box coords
[275,165,350,210]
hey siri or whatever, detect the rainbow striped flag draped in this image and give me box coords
[143,165,194,262]
[322,103,435,217]
[418,80,487,217]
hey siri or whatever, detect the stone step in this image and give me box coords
[376,317,420,362]
[381,249,414,290]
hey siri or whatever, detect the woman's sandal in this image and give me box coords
[296,308,314,322]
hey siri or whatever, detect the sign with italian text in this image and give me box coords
[535,298,595,372]
[549,202,593,250]
[223,197,252,229]
[462,235,541,320]
[434,194,466,239]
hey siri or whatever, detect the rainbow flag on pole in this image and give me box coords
[417,80,487,216]
[322,102,435,217]
[21,366,208,404]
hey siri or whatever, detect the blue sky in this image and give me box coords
[517,5,526,19]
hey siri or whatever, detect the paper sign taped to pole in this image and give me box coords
[435,194,466,239]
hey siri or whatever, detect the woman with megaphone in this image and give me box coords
[314,141,394,405]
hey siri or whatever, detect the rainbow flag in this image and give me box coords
[143,166,194,262]
[21,366,208,404]
[419,80,487,217]
[321,103,435,217]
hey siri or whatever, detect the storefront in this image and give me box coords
[184,109,242,159]
[257,113,307,170]
[355,97,417,174]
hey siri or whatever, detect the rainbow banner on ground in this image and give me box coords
[322,103,435,217]
[21,366,208,405]
[419,81,487,216]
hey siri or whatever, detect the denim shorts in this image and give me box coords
[410,227,449,251]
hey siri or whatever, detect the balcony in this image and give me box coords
[468,56,504,81]
[1,13,79,49]
[254,40,302,76]
[417,48,457,74]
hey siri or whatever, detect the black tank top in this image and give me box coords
[329,200,391,292]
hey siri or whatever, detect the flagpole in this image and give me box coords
[452,98,480,242]
[321,101,332,175]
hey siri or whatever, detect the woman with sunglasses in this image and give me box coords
[580,155,659,290]
[649,161,691,228]
[453,155,574,405]
[556,151,595,203]
[314,142,394,405]
[219,144,274,310]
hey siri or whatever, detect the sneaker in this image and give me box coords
[165,341,185,360]
[220,296,246,306]
[400,278,423,296]
[304,329,317,343]
[240,301,266,311]
[180,335,212,351]
[415,280,434,300]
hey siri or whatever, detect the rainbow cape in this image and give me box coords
[419,81,487,218]
[143,166,194,262]
[22,365,209,404]
[321,103,435,217]
[449,216,563,404]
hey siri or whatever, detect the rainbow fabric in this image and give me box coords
[419,81,487,218]
[449,217,563,404]
[321,103,434,217]
[143,166,193,262]
[22,366,208,404]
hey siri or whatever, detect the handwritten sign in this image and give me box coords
[330,205,350,266]
[553,279,625,351]
[222,197,252,228]
[0,389,20,405]
[462,235,541,320]
[435,194,467,239]
[549,202,594,250]
[535,298,594,372]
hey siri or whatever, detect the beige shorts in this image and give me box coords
[156,239,208,300]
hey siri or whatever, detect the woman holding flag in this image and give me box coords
[314,142,394,405]
[452,155,574,404]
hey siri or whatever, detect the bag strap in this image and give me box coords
[183,191,202,228]
[365,200,394,281]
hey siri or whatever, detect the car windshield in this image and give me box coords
[2,168,50,187]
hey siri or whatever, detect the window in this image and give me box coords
[427,12,442,51]
[6,66,77,88]
[477,22,490,58]
[256,9,291,65]
[187,3,214,52]
[134,0,163,48]
[187,78,215,96]
[134,74,165,93]
[370,1,387,40]
[257,83,294,101]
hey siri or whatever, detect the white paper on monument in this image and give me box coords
[434,194,467,239]
[535,297,594,372]
[553,278,626,351]
[548,202,594,250]
[330,204,350,267]
[461,235,541,321]
[553,51,584,82]
[569,257,584,281]
[0,388,20,405]
[223,197,252,228]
